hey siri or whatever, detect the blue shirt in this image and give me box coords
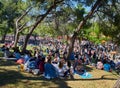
[104,63,111,72]
[44,63,58,78]
[24,54,30,63]
[70,52,75,60]
[14,52,21,60]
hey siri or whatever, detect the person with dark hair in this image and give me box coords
[38,56,45,74]
[13,47,21,60]
[115,62,120,75]
[4,48,13,58]
[57,61,65,77]
[75,63,85,75]
[23,51,31,63]
[0,45,5,52]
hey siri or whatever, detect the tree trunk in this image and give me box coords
[1,36,5,43]
[66,0,102,59]
[65,35,69,48]
[22,33,31,52]
[113,77,120,88]
[14,6,33,51]
[13,28,16,41]
[67,34,76,59]
[13,31,19,48]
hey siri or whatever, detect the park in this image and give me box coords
[0,0,120,88]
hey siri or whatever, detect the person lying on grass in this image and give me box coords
[75,63,85,75]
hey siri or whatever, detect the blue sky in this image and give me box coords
[22,0,91,14]
[71,0,91,12]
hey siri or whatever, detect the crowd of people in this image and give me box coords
[0,39,120,79]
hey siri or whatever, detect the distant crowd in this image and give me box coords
[0,39,120,79]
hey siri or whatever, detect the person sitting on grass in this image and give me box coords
[109,60,115,70]
[75,63,85,75]
[4,47,13,58]
[24,57,37,73]
[13,48,21,60]
[103,60,111,72]
[115,62,120,74]
[57,61,65,77]
[23,51,31,63]
[0,45,6,52]
[97,59,103,70]
[74,58,82,71]
[55,60,73,78]
[38,56,45,74]
[44,55,58,79]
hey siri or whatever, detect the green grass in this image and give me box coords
[26,44,48,56]
[0,59,119,88]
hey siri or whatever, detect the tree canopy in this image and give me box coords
[0,0,120,46]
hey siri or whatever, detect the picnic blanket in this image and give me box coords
[79,72,92,79]
[74,71,93,79]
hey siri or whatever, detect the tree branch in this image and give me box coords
[18,24,33,33]
[54,0,64,4]
[75,0,102,33]
[36,0,64,21]
[16,6,32,23]
[18,22,27,32]
[16,6,32,30]
[29,0,64,35]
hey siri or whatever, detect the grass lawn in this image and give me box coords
[0,59,119,88]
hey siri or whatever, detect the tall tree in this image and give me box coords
[0,0,20,43]
[66,0,102,59]
[14,6,32,48]
[97,0,120,45]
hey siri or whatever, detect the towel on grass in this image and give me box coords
[74,71,92,79]
[79,72,92,79]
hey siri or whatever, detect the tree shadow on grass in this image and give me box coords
[0,69,24,86]
[0,60,71,88]
[63,73,119,81]
[0,68,118,88]
[0,60,17,66]
[64,77,117,81]
[0,68,71,88]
